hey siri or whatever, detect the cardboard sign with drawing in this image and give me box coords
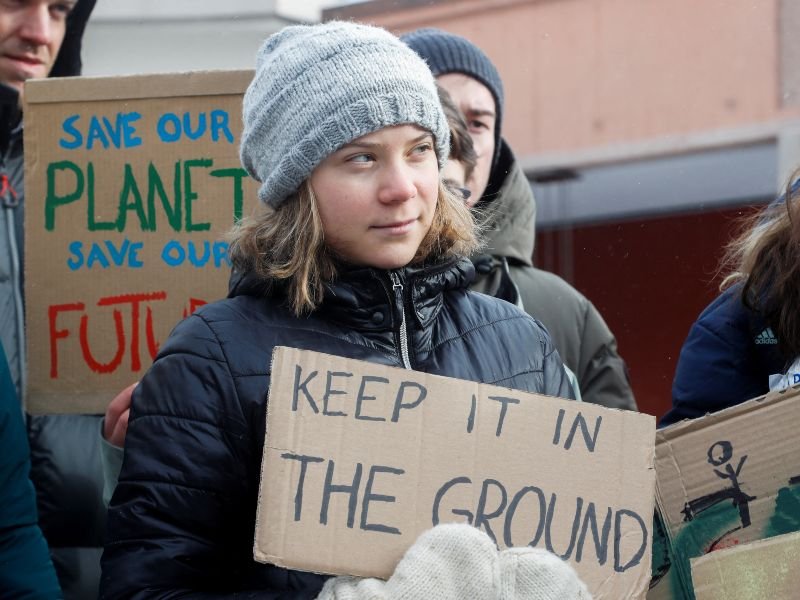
[649,385,800,600]
[256,347,657,600]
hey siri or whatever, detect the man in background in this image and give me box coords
[0,2,113,598]
[403,28,636,410]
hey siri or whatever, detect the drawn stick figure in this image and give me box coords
[682,441,756,529]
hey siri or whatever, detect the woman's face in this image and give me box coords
[310,124,439,269]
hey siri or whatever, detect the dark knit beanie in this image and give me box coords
[402,28,504,170]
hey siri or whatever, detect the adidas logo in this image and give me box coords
[755,327,779,345]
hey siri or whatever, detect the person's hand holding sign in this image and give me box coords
[103,382,136,447]
[100,382,136,507]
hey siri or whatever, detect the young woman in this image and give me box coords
[100,22,576,598]
[662,170,800,426]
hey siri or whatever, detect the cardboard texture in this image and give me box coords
[256,347,657,599]
[690,530,800,600]
[648,385,800,600]
[23,71,258,414]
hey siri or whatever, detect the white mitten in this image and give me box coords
[498,546,592,600]
[315,523,592,600]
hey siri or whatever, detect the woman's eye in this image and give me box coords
[469,120,488,131]
[348,153,373,163]
[412,143,433,155]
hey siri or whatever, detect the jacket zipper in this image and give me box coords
[389,271,412,370]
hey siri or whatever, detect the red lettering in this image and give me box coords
[97,292,167,371]
[145,307,159,360]
[182,297,207,319]
[46,290,189,377]
[48,302,84,378]
[80,310,125,373]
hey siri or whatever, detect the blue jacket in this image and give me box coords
[660,284,787,426]
[0,343,61,599]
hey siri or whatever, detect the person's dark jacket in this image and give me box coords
[660,283,787,426]
[470,141,637,411]
[0,2,102,599]
[101,258,574,598]
[0,343,62,599]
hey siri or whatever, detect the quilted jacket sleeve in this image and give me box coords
[100,313,323,599]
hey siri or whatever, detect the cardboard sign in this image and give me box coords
[256,347,656,599]
[23,71,258,414]
[648,386,800,600]
[690,530,800,600]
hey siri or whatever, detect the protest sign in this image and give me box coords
[648,385,800,600]
[255,347,656,599]
[23,71,258,413]
[690,530,800,600]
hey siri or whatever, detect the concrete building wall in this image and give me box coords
[81,0,335,77]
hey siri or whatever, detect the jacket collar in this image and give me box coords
[475,140,536,266]
[229,257,475,331]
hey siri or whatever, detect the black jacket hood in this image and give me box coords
[50,0,96,79]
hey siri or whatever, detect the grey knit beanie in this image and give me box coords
[241,21,450,209]
[401,28,504,171]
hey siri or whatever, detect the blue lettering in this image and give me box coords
[183,112,207,141]
[59,115,83,150]
[102,115,122,148]
[66,240,84,270]
[105,239,129,266]
[187,240,210,267]
[86,116,110,150]
[213,241,230,267]
[129,242,144,268]
[66,239,146,270]
[123,112,142,148]
[161,240,184,266]
[58,113,143,150]
[157,113,181,143]
[86,242,110,268]
[210,110,234,143]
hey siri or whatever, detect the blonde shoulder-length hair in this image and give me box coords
[228,181,481,315]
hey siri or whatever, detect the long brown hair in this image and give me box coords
[228,180,480,315]
[720,167,800,359]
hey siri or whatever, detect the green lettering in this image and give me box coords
[45,160,83,231]
[117,163,148,232]
[184,158,212,232]
[146,162,181,232]
[210,167,248,223]
[88,162,115,231]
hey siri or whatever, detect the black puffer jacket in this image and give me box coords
[101,258,573,598]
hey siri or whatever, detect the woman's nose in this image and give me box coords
[377,163,417,204]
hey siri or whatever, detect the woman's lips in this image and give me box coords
[371,218,417,235]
